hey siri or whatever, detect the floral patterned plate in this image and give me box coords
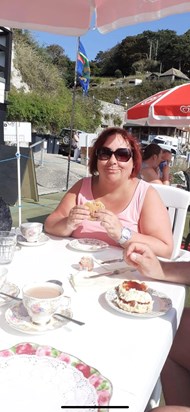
[5,302,73,334]
[105,286,172,318]
[0,342,112,411]
[68,238,109,252]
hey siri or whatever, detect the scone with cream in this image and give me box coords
[84,201,105,220]
[116,280,153,314]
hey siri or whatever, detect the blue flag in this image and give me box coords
[77,40,90,95]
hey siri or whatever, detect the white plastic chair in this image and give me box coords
[151,184,190,260]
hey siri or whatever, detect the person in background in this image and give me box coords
[159,149,173,185]
[123,242,190,411]
[0,197,12,231]
[140,143,163,184]
[73,130,80,162]
[44,127,173,258]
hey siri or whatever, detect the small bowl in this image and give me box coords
[0,267,8,289]
[22,282,64,325]
[20,222,43,243]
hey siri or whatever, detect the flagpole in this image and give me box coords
[65,36,80,191]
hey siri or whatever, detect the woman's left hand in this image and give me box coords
[95,210,122,242]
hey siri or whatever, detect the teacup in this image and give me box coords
[0,230,17,264]
[20,222,43,243]
[22,282,64,325]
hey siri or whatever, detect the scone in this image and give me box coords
[84,201,105,220]
[116,280,153,314]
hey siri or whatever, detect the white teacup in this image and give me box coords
[22,282,64,325]
[20,222,43,243]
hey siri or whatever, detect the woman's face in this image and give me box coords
[97,133,134,181]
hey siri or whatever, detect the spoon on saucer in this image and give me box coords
[0,291,22,301]
[53,313,85,326]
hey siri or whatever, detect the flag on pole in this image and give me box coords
[77,40,90,95]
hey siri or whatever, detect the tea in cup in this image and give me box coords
[20,222,43,243]
[22,282,64,325]
[0,230,17,264]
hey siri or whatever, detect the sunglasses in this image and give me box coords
[96,147,133,162]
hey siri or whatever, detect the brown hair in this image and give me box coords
[88,127,142,177]
[142,143,162,161]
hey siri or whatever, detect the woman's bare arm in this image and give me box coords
[44,179,90,236]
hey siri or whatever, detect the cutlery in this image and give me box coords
[87,268,125,278]
[0,291,22,301]
[100,258,124,264]
[69,274,77,292]
[47,279,63,286]
[53,313,85,326]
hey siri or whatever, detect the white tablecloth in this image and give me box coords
[0,236,187,412]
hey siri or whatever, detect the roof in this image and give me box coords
[160,68,189,80]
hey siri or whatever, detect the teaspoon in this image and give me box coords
[53,313,85,326]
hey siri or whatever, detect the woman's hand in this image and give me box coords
[123,242,165,280]
[95,210,122,242]
[67,205,90,230]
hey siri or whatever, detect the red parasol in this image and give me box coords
[0,0,190,35]
[125,83,190,128]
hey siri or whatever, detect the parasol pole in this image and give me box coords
[16,122,22,226]
[66,36,80,191]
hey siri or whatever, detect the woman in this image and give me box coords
[140,143,163,184]
[44,127,173,258]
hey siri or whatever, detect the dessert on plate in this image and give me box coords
[116,280,153,314]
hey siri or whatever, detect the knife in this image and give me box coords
[100,258,124,264]
[69,274,77,292]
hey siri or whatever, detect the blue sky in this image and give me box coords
[32,12,190,61]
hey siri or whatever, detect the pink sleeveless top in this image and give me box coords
[72,177,150,246]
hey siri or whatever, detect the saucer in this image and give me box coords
[0,282,20,306]
[5,302,73,334]
[17,233,49,247]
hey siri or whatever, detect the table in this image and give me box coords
[0,236,187,412]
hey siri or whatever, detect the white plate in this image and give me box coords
[0,282,20,306]
[5,302,73,334]
[68,238,109,252]
[105,286,172,318]
[17,233,49,247]
[0,355,97,411]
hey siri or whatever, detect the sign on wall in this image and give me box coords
[4,121,31,143]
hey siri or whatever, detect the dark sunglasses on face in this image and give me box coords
[96,147,133,162]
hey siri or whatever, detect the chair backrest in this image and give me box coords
[151,184,190,259]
